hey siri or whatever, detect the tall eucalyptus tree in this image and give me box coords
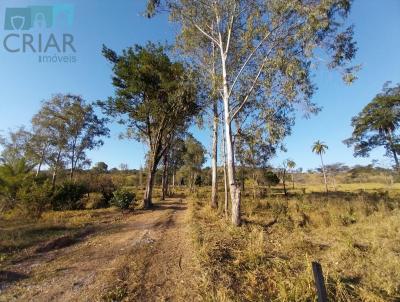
[148,0,357,225]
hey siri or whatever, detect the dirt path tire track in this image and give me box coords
[0,198,200,302]
[133,201,201,302]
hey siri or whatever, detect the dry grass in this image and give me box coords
[0,185,174,267]
[189,187,400,301]
[0,208,122,265]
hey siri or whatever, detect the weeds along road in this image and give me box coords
[0,199,201,302]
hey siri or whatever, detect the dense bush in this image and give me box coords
[84,193,108,209]
[51,182,87,211]
[262,171,280,187]
[0,159,33,212]
[73,172,118,208]
[17,180,53,219]
[110,189,135,210]
[86,174,117,206]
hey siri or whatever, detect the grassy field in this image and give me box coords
[189,185,400,302]
[293,182,400,194]
[2,181,400,301]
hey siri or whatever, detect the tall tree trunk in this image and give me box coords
[221,53,241,226]
[51,169,57,188]
[35,160,43,177]
[222,125,229,219]
[332,175,337,191]
[252,172,257,200]
[282,170,287,196]
[161,169,166,201]
[387,128,399,170]
[165,165,169,197]
[69,143,76,181]
[320,154,328,193]
[143,153,158,209]
[144,168,156,209]
[291,173,295,189]
[224,104,241,225]
[192,172,198,192]
[211,99,219,209]
[392,150,400,171]
[224,113,241,224]
[35,144,49,178]
[51,149,62,189]
[241,166,245,192]
[161,153,169,200]
[69,157,75,181]
[139,166,143,188]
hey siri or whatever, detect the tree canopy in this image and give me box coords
[312,140,328,155]
[344,83,400,169]
[147,0,358,225]
[32,94,109,180]
[100,42,202,207]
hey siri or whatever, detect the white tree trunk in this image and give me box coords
[387,128,400,170]
[35,161,42,177]
[221,54,241,226]
[211,99,219,209]
[320,154,328,193]
[222,123,229,219]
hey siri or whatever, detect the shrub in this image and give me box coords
[111,189,135,210]
[0,159,34,212]
[51,182,87,211]
[262,171,280,187]
[17,180,53,219]
[87,174,117,203]
[83,193,107,209]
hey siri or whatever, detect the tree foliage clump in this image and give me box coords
[179,134,206,191]
[32,94,109,181]
[344,83,400,170]
[100,42,201,208]
[0,159,34,212]
[17,180,53,219]
[0,94,109,188]
[111,189,136,210]
[51,182,87,211]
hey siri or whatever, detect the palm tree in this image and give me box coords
[312,141,329,193]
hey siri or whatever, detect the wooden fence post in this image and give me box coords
[312,261,328,302]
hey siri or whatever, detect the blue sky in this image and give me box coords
[0,0,399,170]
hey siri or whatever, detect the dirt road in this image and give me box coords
[0,199,200,302]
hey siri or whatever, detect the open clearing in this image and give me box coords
[0,198,200,302]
